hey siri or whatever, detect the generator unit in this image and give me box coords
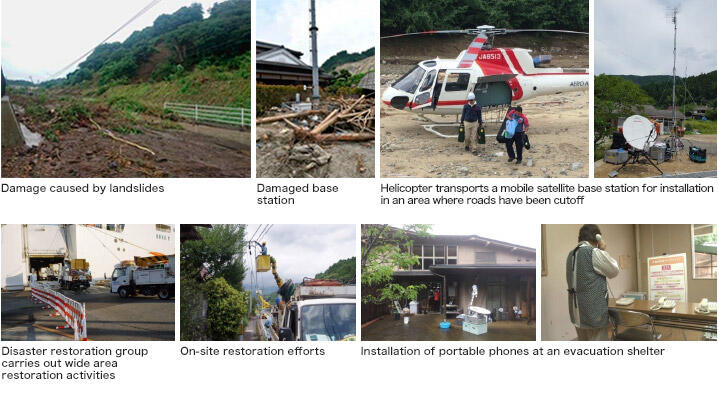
[689,147,707,163]
[604,149,629,164]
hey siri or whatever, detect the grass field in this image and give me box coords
[685,119,717,134]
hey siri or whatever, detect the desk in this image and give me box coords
[609,299,717,334]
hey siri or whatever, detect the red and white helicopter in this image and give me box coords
[381,26,588,118]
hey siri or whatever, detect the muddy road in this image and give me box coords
[1,92,250,178]
[380,34,589,178]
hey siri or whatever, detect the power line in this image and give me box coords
[248,224,263,243]
[50,0,164,78]
[257,224,273,243]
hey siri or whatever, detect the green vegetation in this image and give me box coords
[321,48,374,72]
[315,257,356,284]
[618,71,717,109]
[685,119,717,135]
[181,278,248,341]
[180,224,249,341]
[380,0,588,35]
[361,224,432,307]
[594,74,654,157]
[33,0,251,113]
[326,70,366,96]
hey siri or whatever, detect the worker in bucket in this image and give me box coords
[460,92,483,155]
[504,106,530,164]
[566,224,619,341]
[260,241,268,255]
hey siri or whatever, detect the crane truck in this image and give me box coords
[110,255,175,300]
[255,250,356,341]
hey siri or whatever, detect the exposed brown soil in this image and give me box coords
[594,152,717,178]
[2,126,250,178]
[1,92,250,178]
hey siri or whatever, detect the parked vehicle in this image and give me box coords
[59,259,92,290]
[110,255,175,300]
[277,281,356,341]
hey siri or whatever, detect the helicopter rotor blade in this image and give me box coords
[504,29,588,35]
[381,29,472,39]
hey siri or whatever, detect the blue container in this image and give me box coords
[439,321,451,329]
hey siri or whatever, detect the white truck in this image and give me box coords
[110,255,175,300]
[277,284,356,341]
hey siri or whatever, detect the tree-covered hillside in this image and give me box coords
[53,0,250,87]
[380,0,588,35]
[315,257,356,284]
[634,71,717,108]
[321,48,374,72]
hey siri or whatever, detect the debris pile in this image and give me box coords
[256,95,375,178]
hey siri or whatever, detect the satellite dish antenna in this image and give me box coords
[469,306,491,315]
[623,115,656,151]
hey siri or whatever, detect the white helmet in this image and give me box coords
[467,92,476,100]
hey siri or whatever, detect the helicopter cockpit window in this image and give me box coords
[445,73,470,92]
[419,70,437,92]
[392,65,425,94]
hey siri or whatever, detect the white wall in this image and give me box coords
[1,224,28,290]
[25,225,68,255]
[2,224,175,288]
[69,224,174,280]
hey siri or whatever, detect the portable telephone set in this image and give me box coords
[652,296,676,309]
[695,298,718,314]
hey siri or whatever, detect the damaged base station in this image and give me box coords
[256,95,375,178]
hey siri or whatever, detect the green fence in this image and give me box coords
[164,102,250,127]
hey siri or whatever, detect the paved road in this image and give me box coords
[1,286,175,341]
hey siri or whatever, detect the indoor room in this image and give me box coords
[541,224,717,341]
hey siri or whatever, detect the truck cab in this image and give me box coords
[278,285,356,341]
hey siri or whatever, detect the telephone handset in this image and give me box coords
[695,298,718,314]
[651,296,677,310]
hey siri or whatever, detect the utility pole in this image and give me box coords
[309,0,320,105]
[670,7,677,135]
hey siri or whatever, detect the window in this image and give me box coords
[419,70,436,92]
[447,246,458,264]
[475,252,497,264]
[392,65,426,94]
[156,224,172,233]
[445,73,470,92]
[412,244,457,270]
[693,224,717,279]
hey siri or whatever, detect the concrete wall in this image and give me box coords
[541,224,638,341]
[637,224,716,303]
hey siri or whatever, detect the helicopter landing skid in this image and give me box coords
[421,123,460,138]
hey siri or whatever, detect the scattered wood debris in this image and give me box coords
[256,95,375,177]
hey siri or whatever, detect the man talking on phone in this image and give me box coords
[566,224,620,341]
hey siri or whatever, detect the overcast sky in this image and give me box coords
[256,0,375,65]
[392,224,536,250]
[242,224,356,292]
[596,0,716,76]
[1,0,224,81]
